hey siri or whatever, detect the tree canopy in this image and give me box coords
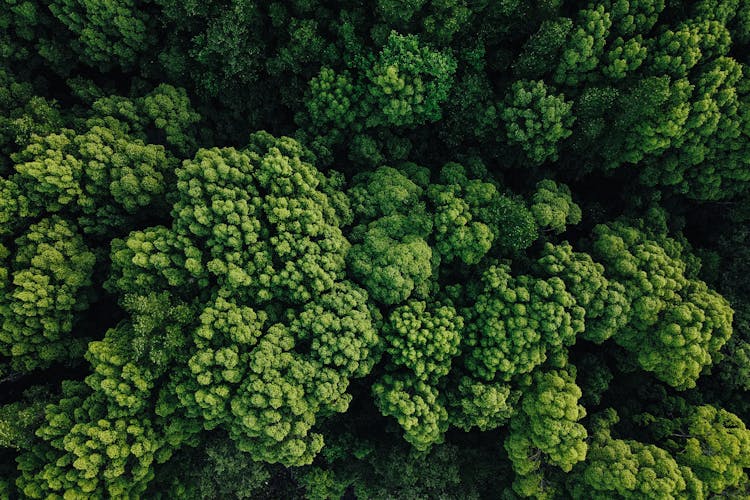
[2,0,750,498]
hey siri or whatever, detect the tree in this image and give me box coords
[591,221,733,389]
[639,403,750,495]
[500,80,575,165]
[429,162,538,262]
[86,84,201,157]
[346,165,434,305]
[570,409,706,499]
[298,31,456,164]
[505,368,588,498]
[530,179,581,234]
[0,217,95,372]
[604,0,664,38]
[373,300,462,449]
[346,162,540,305]
[16,382,171,499]
[48,0,156,70]
[110,133,378,469]
[535,241,629,343]
[514,18,573,80]
[171,135,350,304]
[602,35,648,80]
[372,374,449,451]
[146,433,276,499]
[382,300,462,382]
[640,56,750,200]
[445,376,518,432]
[363,31,457,128]
[0,68,63,175]
[463,263,584,381]
[347,215,434,305]
[10,121,177,234]
[553,6,612,86]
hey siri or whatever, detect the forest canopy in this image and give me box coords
[2,0,750,498]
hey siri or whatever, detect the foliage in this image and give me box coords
[463,263,584,381]
[382,300,462,382]
[535,241,629,343]
[501,80,575,165]
[2,0,750,497]
[0,217,95,371]
[570,409,706,499]
[530,179,581,234]
[591,220,733,389]
[506,368,588,497]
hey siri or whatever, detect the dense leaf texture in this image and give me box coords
[1,0,750,498]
